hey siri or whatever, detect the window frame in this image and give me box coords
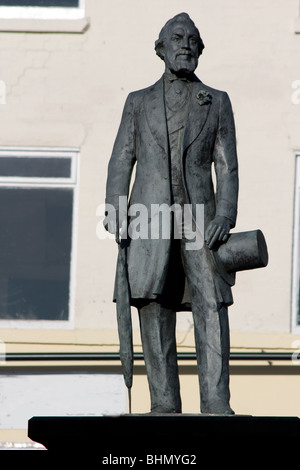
[0,147,79,330]
[0,148,77,185]
[0,0,85,20]
[292,153,300,333]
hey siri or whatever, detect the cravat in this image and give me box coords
[165,78,191,112]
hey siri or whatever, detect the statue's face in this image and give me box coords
[162,21,199,75]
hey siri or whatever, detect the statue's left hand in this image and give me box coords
[205,216,230,249]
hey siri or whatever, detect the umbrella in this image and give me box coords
[115,234,133,413]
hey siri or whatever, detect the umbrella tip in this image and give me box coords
[128,387,132,414]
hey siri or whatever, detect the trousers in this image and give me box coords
[138,185,233,414]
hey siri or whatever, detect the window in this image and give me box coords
[292,154,300,332]
[0,0,85,20]
[0,148,79,328]
[0,1,79,5]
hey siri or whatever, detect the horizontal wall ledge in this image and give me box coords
[0,17,90,33]
[0,351,299,362]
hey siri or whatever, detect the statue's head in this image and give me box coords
[155,13,204,76]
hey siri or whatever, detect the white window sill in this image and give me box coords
[295,17,300,33]
[0,17,90,33]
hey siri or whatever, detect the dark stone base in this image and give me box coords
[28,414,300,459]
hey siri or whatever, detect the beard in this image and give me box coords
[165,53,198,76]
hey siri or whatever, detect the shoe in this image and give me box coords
[201,403,235,415]
[148,406,182,414]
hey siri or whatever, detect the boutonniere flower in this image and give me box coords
[196,90,212,106]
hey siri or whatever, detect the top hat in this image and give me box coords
[211,229,269,286]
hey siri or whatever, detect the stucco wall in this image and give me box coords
[0,1,299,440]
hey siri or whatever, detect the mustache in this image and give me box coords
[175,51,194,58]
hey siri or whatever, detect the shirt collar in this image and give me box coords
[164,70,196,83]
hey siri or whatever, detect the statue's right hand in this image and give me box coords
[103,209,118,235]
[103,209,127,243]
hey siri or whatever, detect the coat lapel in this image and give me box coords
[182,80,212,152]
[143,77,168,154]
[143,77,212,154]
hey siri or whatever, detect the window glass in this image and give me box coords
[0,157,71,178]
[0,187,73,320]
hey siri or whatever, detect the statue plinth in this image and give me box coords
[28,414,300,456]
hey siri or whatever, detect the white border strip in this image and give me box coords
[292,154,300,333]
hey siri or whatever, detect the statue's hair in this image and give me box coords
[155,13,205,60]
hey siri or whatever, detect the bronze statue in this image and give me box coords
[104,13,267,414]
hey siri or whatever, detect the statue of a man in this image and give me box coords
[105,13,238,414]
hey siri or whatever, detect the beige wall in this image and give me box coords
[0,0,298,335]
[0,0,299,442]
[131,363,300,417]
